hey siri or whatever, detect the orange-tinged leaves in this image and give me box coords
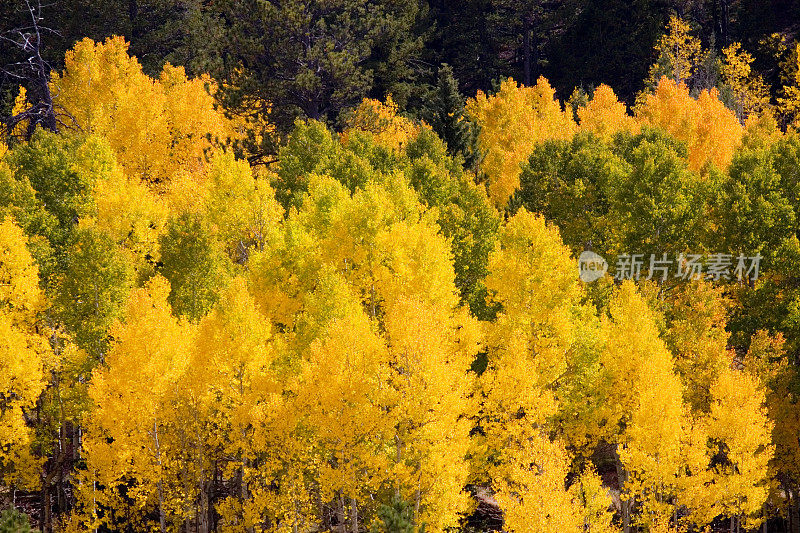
[578,84,638,140]
[342,95,420,153]
[52,37,239,184]
[468,77,576,208]
[636,77,743,172]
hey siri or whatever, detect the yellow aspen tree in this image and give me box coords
[577,84,638,141]
[778,43,800,127]
[705,367,773,530]
[77,276,192,532]
[695,87,747,169]
[618,353,685,529]
[342,96,421,153]
[203,151,283,262]
[742,110,783,151]
[51,37,237,184]
[661,281,732,413]
[646,15,703,87]
[675,335,775,532]
[492,438,585,533]
[719,43,771,123]
[177,277,280,531]
[481,208,581,408]
[572,469,619,533]
[247,210,323,332]
[248,173,480,532]
[479,209,613,533]
[742,331,800,527]
[159,64,233,174]
[0,217,44,325]
[596,282,687,531]
[290,274,396,533]
[635,77,743,172]
[51,37,170,182]
[321,178,478,531]
[675,417,715,529]
[467,77,576,208]
[0,217,48,488]
[89,147,167,273]
[4,87,31,141]
[380,294,478,532]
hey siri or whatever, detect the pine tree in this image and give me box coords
[371,495,426,533]
[467,77,576,208]
[645,15,704,89]
[423,64,478,167]
[0,509,35,533]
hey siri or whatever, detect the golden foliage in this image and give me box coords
[577,84,638,140]
[635,77,743,172]
[719,43,771,123]
[647,15,703,87]
[0,218,48,488]
[52,37,238,184]
[467,77,576,208]
[342,95,420,152]
[778,43,800,127]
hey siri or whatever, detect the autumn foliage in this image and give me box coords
[3,24,800,533]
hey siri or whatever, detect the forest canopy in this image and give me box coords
[2,2,800,533]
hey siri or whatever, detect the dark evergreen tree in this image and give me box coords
[370,495,426,533]
[426,0,501,97]
[192,0,429,136]
[423,64,478,167]
[487,0,576,86]
[547,0,670,104]
[0,509,35,533]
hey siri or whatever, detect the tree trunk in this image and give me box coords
[198,480,210,533]
[613,450,630,533]
[153,422,167,533]
[712,0,719,45]
[41,479,51,533]
[156,481,167,533]
[793,489,800,533]
[721,0,730,46]
[335,491,347,533]
[40,450,66,532]
[293,498,300,533]
[211,462,219,532]
[350,498,358,533]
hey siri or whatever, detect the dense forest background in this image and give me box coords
[3,0,800,142]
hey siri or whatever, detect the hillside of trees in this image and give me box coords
[3,1,800,533]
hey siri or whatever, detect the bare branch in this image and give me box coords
[0,0,59,138]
